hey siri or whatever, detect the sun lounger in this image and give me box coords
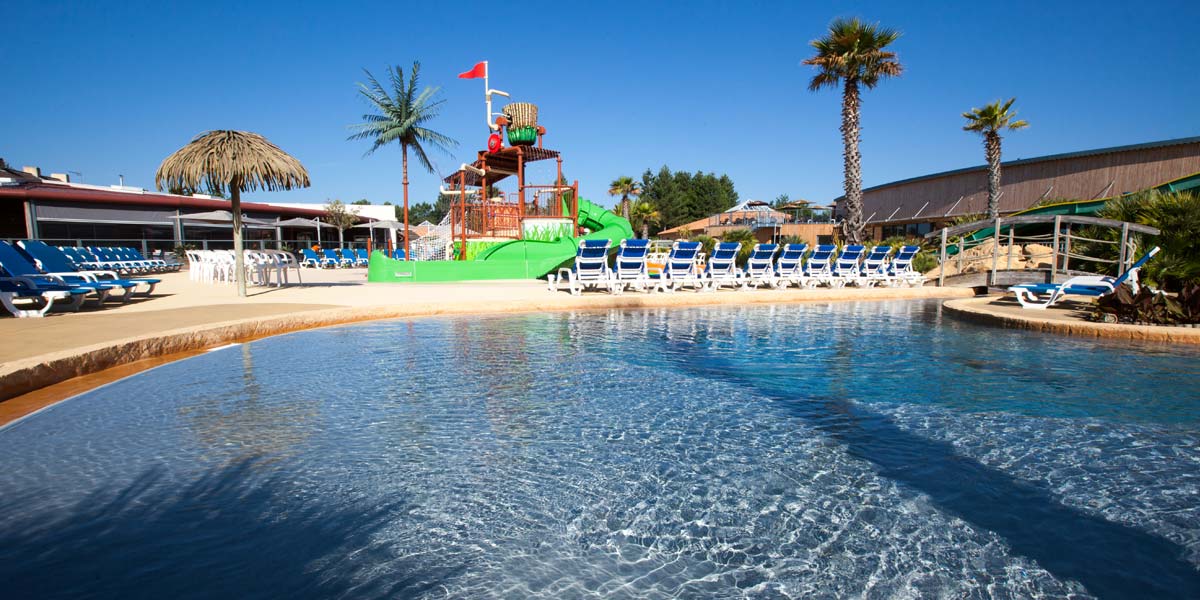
[773,244,808,288]
[0,276,91,317]
[656,241,705,292]
[0,243,111,305]
[612,239,652,294]
[705,242,743,291]
[19,240,159,297]
[829,245,866,288]
[886,246,924,287]
[354,249,370,266]
[550,239,613,295]
[743,243,779,289]
[1008,246,1160,309]
[855,245,893,287]
[320,249,346,268]
[801,244,837,288]
[299,248,324,268]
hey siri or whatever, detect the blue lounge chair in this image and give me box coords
[705,242,743,291]
[801,244,837,288]
[354,248,370,266]
[391,248,407,260]
[19,240,159,297]
[299,248,324,268]
[887,246,924,287]
[656,241,705,292]
[0,242,111,305]
[89,247,149,274]
[0,277,91,317]
[857,245,893,287]
[322,248,350,268]
[829,245,866,288]
[551,239,613,295]
[773,243,808,288]
[1008,246,1160,310]
[612,239,651,294]
[743,243,779,289]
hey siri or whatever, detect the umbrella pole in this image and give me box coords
[231,184,247,297]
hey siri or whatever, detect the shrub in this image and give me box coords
[1077,190,1200,291]
[1095,282,1200,325]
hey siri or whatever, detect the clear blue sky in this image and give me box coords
[4,0,1197,210]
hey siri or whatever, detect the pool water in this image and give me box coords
[1,300,1198,598]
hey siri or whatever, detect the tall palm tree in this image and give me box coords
[157,130,309,297]
[962,97,1029,219]
[608,176,642,221]
[349,62,457,259]
[803,17,903,244]
[630,200,661,239]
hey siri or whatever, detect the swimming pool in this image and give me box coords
[1,300,1198,598]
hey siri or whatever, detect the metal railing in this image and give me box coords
[924,215,1160,287]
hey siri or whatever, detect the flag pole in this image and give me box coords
[484,61,496,132]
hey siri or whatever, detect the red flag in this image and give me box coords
[458,61,487,79]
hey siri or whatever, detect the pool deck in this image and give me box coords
[0,269,974,423]
[943,295,1200,344]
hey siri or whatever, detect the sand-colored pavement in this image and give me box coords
[943,295,1200,344]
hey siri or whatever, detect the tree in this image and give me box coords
[803,17,903,244]
[348,62,457,259]
[608,176,642,221]
[156,130,309,297]
[324,199,360,246]
[629,200,661,239]
[962,97,1029,219]
[352,199,371,205]
[638,166,738,230]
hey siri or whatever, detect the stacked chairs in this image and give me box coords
[612,239,651,294]
[705,242,744,291]
[743,243,779,289]
[656,241,705,292]
[550,239,613,295]
[773,244,808,288]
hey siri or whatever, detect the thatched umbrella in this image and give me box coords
[156,131,310,296]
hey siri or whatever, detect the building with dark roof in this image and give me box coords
[0,164,362,253]
[835,136,1200,239]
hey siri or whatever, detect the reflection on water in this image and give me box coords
[1,300,1198,598]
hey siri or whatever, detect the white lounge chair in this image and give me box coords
[1008,247,1160,309]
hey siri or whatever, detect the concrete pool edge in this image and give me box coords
[943,296,1200,344]
[0,285,974,425]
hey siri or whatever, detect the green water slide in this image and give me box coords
[953,172,1200,251]
[366,197,634,283]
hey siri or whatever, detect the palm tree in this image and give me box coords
[156,130,309,297]
[803,17,903,245]
[629,200,661,239]
[962,97,1029,219]
[349,62,457,259]
[608,176,642,221]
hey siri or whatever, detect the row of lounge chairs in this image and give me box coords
[300,248,372,268]
[0,240,160,317]
[550,240,925,295]
[57,245,182,274]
